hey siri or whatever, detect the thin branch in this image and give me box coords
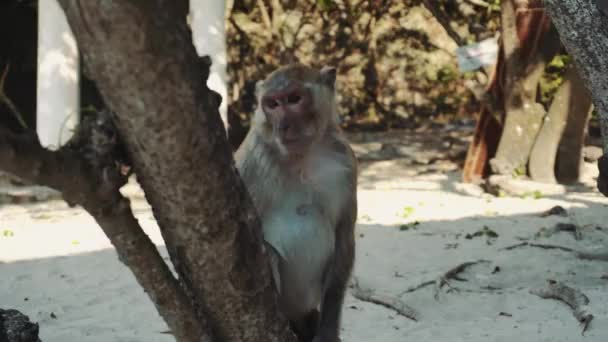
[530,279,593,335]
[401,280,435,294]
[500,242,608,262]
[501,242,577,253]
[0,64,28,129]
[432,260,490,299]
[576,251,608,262]
[256,0,272,34]
[350,278,419,321]
[400,260,490,299]
[421,0,465,46]
[0,127,210,342]
[465,0,491,8]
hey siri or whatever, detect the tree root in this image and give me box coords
[501,242,608,261]
[400,260,491,299]
[530,279,593,335]
[350,278,419,321]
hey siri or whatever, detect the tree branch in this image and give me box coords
[0,126,210,342]
[0,64,28,129]
[421,0,465,46]
[56,1,294,341]
[530,279,593,335]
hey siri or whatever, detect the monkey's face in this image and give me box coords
[260,83,321,156]
[253,64,338,159]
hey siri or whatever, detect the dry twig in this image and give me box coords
[0,64,28,129]
[576,252,608,262]
[501,242,577,253]
[501,242,608,262]
[530,279,593,335]
[400,260,490,299]
[421,0,465,46]
[350,278,419,321]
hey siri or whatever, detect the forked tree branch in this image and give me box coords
[55,1,295,341]
[0,127,209,342]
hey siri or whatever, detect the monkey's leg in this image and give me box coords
[316,231,355,342]
[290,309,320,342]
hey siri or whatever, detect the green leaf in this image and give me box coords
[317,0,334,10]
[399,206,415,218]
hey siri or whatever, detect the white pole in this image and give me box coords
[189,0,229,132]
[36,0,80,150]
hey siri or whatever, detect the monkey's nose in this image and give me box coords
[278,120,291,133]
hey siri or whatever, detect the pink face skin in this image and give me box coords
[261,83,317,156]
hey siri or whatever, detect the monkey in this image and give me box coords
[234,64,357,342]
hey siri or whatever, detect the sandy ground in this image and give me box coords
[1,128,608,342]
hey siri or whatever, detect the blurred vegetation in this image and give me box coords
[539,54,571,107]
[226,0,502,137]
[2,0,589,142]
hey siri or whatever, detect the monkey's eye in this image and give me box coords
[286,93,301,104]
[265,99,279,109]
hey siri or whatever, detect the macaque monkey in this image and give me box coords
[235,64,358,342]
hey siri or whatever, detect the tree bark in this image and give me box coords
[0,127,208,342]
[555,71,593,184]
[544,0,608,194]
[54,1,294,342]
[490,0,560,176]
[529,65,592,183]
[0,308,41,342]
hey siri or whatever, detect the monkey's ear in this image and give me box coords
[319,65,337,89]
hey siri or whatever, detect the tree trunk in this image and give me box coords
[529,65,592,183]
[462,108,502,183]
[555,70,593,184]
[55,1,295,342]
[544,0,608,194]
[490,0,561,176]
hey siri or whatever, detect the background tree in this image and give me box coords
[543,0,608,195]
[463,0,595,185]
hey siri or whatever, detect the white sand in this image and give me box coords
[2,136,608,342]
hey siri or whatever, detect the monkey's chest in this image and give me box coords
[262,193,336,318]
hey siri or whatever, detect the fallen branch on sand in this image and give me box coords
[530,279,593,335]
[501,242,608,261]
[501,242,576,252]
[577,252,608,262]
[400,260,491,299]
[350,278,419,321]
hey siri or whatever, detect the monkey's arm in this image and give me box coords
[317,145,358,342]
